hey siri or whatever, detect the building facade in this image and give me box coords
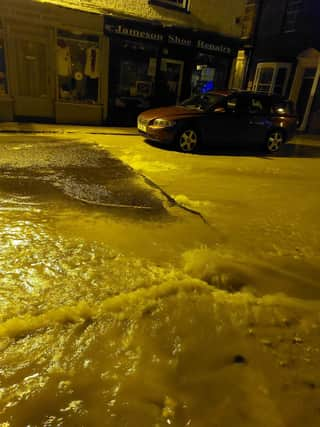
[0,0,246,125]
[247,0,320,132]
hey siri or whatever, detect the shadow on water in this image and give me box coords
[146,139,320,159]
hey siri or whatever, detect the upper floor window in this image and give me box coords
[241,0,258,40]
[282,0,303,33]
[149,0,189,12]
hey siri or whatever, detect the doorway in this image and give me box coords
[8,25,54,119]
[159,58,184,105]
[296,67,316,125]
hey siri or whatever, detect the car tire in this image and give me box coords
[176,127,200,153]
[265,129,285,153]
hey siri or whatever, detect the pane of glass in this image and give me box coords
[273,67,288,95]
[0,39,8,95]
[257,84,271,93]
[259,67,274,84]
[283,0,303,32]
[57,31,100,104]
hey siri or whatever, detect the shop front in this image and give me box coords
[105,16,239,125]
[105,17,163,125]
[0,1,105,124]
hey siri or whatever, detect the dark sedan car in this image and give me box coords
[137,90,297,153]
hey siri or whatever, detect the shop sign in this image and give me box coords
[167,33,193,47]
[104,17,237,56]
[104,19,164,42]
[196,39,233,55]
[166,28,236,56]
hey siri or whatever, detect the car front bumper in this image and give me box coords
[138,126,176,144]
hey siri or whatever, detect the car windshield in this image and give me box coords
[180,93,225,110]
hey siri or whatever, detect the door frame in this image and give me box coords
[289,48,320,131]
[160,58,184,103]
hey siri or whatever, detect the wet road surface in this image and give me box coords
[0,133,320,427]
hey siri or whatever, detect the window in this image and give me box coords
[108,38,158,124]
[282,0,303,33]
[253,63,291,96]
[56,30,100,104]
[181,93,225,110]
[241,0,258,40]
[149,0,189,12]
[191,54,229,95]
[249,96,271,114]
[226,96,251,114]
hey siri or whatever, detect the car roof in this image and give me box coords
[206,90,286,100]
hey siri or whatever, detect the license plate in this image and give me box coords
[138,122,147,133]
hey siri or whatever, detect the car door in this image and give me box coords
[200,94,250,145]
[245,95,271,144]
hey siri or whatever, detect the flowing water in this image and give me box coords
[1,138,320,426]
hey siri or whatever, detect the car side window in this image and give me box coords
[226,97,238,112]
[249,97,269,114]
[226,96,250,114]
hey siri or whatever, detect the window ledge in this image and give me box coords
[148,0,190,14]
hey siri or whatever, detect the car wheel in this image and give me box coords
[266,130,285,153]
[177,128,199,153]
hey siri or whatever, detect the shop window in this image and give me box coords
[56,30,100,104]
[117,56,155,103]
[149,0,189,12]
[0,39,8,96]
[191,54,229,95]
[253,63,291,96]
[282,0,303,33]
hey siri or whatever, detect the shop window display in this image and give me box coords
[0,39,8,96]
[57,31,100,103]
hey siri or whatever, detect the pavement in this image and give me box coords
[0,121,139,136]
[0,121,319,144]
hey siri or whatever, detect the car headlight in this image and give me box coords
[152,118,176,128]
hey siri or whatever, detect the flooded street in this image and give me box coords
[0,133,320,426]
